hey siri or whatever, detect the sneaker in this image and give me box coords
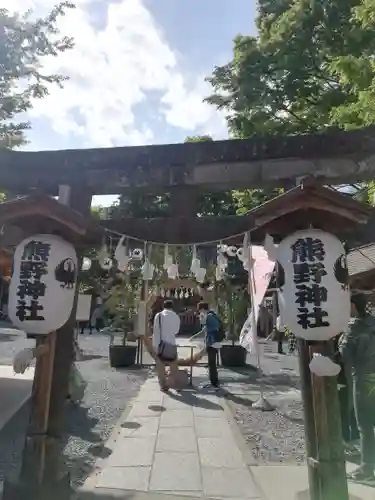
[347,466,375,482]
[160,387,169,393]
[344,442,360,458]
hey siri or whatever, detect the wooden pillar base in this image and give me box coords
[3,472,73,500]
[295,489,362,500]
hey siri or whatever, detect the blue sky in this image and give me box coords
[7,0,258,205]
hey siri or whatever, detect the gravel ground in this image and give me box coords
[221,343,306,466]
[0,329,149,487]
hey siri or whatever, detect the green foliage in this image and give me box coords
[206,0,375,137]
[233,188,284,214]
[0,2,74,148]
[184,135,213,142]
[105,274,143,329]
[216,278,249,341]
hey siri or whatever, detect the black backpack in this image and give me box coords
[209,311,225,342]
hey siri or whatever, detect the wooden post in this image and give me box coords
[310,341,349,500]
[19,333,56,484]
[297,339,320,500]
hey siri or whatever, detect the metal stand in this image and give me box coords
[252,393,274,411]
[247,239,274,412]
[250,343,274,411]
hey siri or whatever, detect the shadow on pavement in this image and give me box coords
[0,376,33,432]
[166,390,224,411]
[0,334,21,343]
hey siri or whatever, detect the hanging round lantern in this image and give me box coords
[101,258,113,270]
[236,248,245,261]
[132,248,143,260]
[226,246,238,257]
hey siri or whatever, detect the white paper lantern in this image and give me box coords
[236,248,245,261]
[9,234,78,335]
[132,248,143,260]
[226,246,238,257]
[101,258,113,270]
[276,229,350,341]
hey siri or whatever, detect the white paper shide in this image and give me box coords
[277,229,350,341]
[9,234,78,334]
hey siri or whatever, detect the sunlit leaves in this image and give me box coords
[0,2,74,148]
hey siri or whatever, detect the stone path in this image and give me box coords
[84,371,262,499]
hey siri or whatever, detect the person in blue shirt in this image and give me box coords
[198,301,220,388]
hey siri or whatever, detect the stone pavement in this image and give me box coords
[81,368,262,500]
[79,354,375,500]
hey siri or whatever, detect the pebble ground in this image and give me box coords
[0,329,148,487]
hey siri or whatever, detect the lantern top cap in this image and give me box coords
[249,178,373,221]
[246,179,374,239]
[0,192,103,245]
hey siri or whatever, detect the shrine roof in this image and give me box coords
[248,180,373,223]
[347,243,375,276]
[0,193,103,245]
[1,126,375,194]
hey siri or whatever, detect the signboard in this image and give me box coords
[9,234,78,334]
[277,229,350,341]
[240,245,275,353]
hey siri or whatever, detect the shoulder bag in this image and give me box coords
[158,313,178,362]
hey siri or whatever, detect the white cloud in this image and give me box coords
[2,0,227,147]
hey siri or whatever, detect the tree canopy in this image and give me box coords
[0,2,74,148]
[206,0,375,137]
